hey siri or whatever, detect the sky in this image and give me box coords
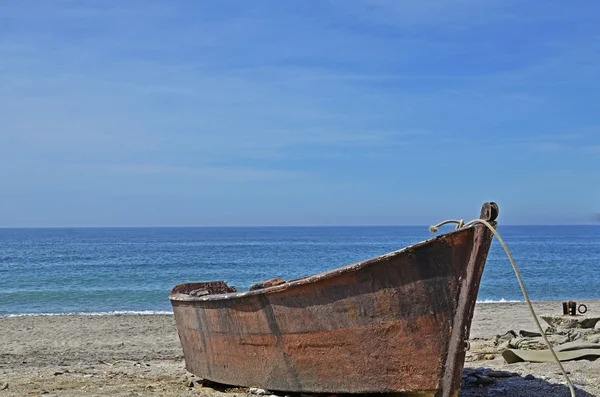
[1,0,599,227]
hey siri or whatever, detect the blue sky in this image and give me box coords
[1,0,599,226]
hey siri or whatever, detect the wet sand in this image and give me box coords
[1,301,599,396]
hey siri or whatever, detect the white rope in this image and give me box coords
[430,219,576,397]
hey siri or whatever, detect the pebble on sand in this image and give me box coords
[196,387,218,393]
[486,370,515,378]
[474,376,496,386]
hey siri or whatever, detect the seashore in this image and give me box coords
[1,301,599,397]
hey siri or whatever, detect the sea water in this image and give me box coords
[1,226,599,316]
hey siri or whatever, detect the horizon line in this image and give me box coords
[1,224,598,230]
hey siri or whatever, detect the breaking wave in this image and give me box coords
[1,310,173,318]
[476,298,522,303]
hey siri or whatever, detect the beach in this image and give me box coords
[1,301,599,397]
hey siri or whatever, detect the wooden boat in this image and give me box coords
[169,202,498,397]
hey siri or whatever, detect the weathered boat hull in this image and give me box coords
[170,205,497,396]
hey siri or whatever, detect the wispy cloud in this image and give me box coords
[532,142,565,152]
[585,146,600,154]
[95,164,301,182]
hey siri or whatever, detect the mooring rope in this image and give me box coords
[429,219,576,397]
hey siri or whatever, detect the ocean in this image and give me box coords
[1,225,599,317]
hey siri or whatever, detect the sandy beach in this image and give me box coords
[1,301,599,397]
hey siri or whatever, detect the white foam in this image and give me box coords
[476,298,522,303]
[2,310,173,318]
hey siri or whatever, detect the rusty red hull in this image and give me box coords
[169,205,497,396]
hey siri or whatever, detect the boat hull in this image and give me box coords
[170,223,494,396]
